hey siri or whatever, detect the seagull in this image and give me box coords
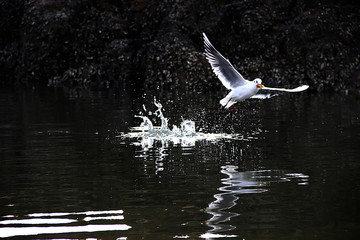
[203,33,309,113]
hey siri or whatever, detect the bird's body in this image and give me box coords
[203,33,309,112]
[220,79,261,108]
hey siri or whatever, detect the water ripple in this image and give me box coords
[203,165,310,236]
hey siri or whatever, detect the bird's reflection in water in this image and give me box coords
[204,165,268,236]
[203,165,308,238]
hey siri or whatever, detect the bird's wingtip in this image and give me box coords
[202,32,209,41]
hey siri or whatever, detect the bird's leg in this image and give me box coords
[229,103,239,114]
[221,98,232,110]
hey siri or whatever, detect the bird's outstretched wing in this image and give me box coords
[262,85,309,92]
[203,33,247,89]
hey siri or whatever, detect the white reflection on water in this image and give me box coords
[0,218,77,225]
[200,232,238,239]
[173,235,190,238]
[28,209,124,217]
[202,165,309,238]
[0,209,130,238]
[0,224,131,238]
[84,215,125,221]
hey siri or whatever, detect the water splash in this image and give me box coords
[120,98,241,148]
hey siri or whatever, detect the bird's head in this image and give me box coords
[253,78,264,89]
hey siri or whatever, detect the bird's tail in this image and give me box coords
[220,94,236,109]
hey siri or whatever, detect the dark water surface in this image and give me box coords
[1,88,360,240]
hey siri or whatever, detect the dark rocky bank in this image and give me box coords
[1,0,359,93]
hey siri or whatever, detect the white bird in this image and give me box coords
[203,33,309,112]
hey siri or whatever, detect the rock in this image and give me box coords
[1,0,359,93]
[135,32,215,91]
[0,0,24,85]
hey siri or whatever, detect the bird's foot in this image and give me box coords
[221,98,232,110]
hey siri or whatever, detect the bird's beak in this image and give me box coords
[256,84,264,89]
